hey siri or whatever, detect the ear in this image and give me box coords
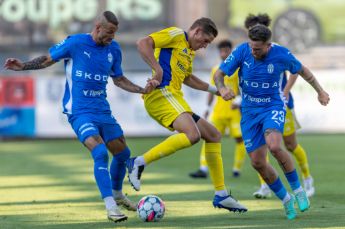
[195,27,203,35]
[95,23,102,32]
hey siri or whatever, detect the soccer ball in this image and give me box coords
[137,195,165,222]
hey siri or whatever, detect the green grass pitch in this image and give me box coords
[1,134,345,228]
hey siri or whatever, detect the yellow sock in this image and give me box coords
[233,141,246,171]
[205,143,226,191]
[258,174,266,186]
[200,141,207,168]
[143,133,192,164]
[292,144,310,179]
[257,153,270,185]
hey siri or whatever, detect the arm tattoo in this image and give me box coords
[214,71,226,90]
[113,76,144,93]
[299,67,323,93]
[23,56,49,70]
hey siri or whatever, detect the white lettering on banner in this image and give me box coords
[74,0,97,22]
[106,0,161,20]
[0,0,162,28]
[0,114,18,128]
[1,0,26,22]
[27,0,49,22]
[51,0,73,28]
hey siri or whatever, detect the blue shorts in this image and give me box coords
[241,106,286,153]
[68,113,124,144]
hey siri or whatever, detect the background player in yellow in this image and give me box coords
[126,18,247,213]
[243,13,315,199]
[189,40,246,179]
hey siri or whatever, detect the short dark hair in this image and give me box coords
[190,17,218,37]
[248,24,272,42]
[245,13,271,29]
[103,11,119,26]
[217,40,232,50]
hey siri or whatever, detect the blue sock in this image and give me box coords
[285,169,301,191]
[268,177,288,201]
[110,147,130,191]
[91,144,112,199]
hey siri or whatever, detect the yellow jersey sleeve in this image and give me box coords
[149,27,185,49]
[187,55,195,76]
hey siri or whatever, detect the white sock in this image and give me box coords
[293,186,304,194]
[215,189,228,197]
[112,190,124,199]
[200,166,208,173]
[104,196,117,210]
[282,193,291,204]
[134,156,146,166]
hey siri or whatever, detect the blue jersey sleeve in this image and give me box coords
[219,45,243,77]
[285,50,302,74]
[110,46,123,78]
[49,36,74,61]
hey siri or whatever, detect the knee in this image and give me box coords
[113,147,130,163]
[91,144,109,163]
[204,129,222,143]
[187,131,201,144]
[251,158,266,171]
[212,130,222,142]
[268,143,283,156]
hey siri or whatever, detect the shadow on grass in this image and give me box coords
[1,208,345,229]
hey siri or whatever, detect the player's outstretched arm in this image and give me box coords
[298,65,330,106]
[183,74,220,95]
[137,37,163,83]
[112,76,156,94]
[214,69,235,101]
[184,74,210,90]
[4,55,56,71]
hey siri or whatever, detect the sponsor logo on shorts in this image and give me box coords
[244,139,252,148]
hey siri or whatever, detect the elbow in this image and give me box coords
[137,37,153,53]
[136,38,145,53]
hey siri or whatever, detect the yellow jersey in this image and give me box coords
[149,27,195,92]
[210,66,240,119]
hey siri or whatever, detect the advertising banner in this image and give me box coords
[0,76,35,137]
[31,69,345,137]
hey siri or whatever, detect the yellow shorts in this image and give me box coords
[283,107,301,136]
[143,88,192,131]
[209,110,242,138]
